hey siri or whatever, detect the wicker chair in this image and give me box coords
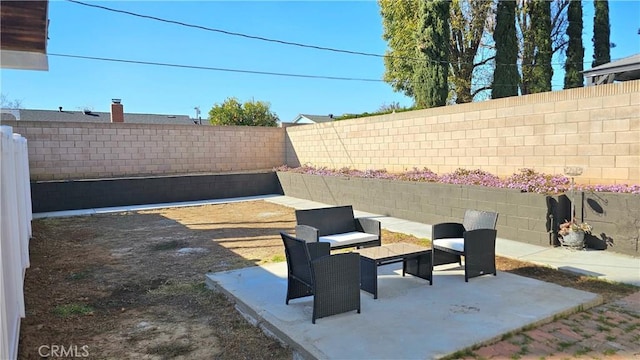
[432,210,499,282]
[281,232,361,324]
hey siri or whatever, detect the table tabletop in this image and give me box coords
[355,243,431,261]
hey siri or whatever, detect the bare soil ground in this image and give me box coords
[19,200,638,359]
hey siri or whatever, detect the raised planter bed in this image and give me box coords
[276,171,639,257]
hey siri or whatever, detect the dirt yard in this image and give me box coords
[19,200,638,359]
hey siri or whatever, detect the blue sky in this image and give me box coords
[1,1,639,123]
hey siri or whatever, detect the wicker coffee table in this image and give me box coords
[355,243,432,299]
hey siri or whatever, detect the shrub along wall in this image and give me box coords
[276,172,639,257]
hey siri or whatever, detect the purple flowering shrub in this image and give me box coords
[503,168,570,194]
[397,167,439,182]
[438,168,502,187]
[274,165,640,194]
[577,183,640,194]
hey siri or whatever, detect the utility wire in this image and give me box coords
[48,53,383,82]
[66,0,598,67]
[48,52,568,88]
[66,0,385,60]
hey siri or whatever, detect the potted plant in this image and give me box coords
[558,217,593,249]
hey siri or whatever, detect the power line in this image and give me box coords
[66,0,600,67]
[48,53,383,82]
[66,0,385,60]
[48,52,568,88]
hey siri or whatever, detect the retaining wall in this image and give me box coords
[276,172,639,257]
[32,171,282,213]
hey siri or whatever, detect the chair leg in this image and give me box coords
[286,277,313,304]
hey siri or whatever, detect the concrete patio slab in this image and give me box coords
[206,262,602,360]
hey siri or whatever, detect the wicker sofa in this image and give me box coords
[294,205,381,250]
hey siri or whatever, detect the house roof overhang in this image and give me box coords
[0,0,49,71]
[583,54,640,85]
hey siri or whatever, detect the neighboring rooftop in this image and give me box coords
[1,108,197,125]
[289,114,336,125]
[583,53,640,85]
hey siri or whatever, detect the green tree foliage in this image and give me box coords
[564,0,584,89]
[530,0,553,93]
[208,98,279,127]
[519,0,556,94]
[377,101,403,112]
[414,0,450,108]
[592,0,610,67]
[449,0,493,103]
[492,0,519,99]
[518,0,568,95]
[520,0,535,95]
[380,0,491,105]
[379,0,419,98]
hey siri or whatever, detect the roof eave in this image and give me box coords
[0,50,49,71]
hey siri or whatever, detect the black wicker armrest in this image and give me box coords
[307,241,331,260]
[355,217,381,236]
[295,224,319,243]
[433,222,465,239]
[463,228,497,253]
[311,253,361,323]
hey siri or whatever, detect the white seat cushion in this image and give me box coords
[433,238,465,253]
[319,232,379,248]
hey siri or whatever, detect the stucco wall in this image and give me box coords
[285,81,640,185]
[2,121,286,181]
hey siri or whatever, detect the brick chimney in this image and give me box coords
[111,99,124,123]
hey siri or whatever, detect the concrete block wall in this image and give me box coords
[284,81,640,185]
[2,121,286,181]
[277,172,640,257]
[32,171,282,212]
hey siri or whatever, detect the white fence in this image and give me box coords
[1,125,32,360]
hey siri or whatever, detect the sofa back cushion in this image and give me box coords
[295,205,356,236]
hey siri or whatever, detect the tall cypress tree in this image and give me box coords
[492,0,519,99]
[414,0,450,108]
[592,0,611,67]
[530,0,553,93]
[520,0,535,95]
[564,0,584,88]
